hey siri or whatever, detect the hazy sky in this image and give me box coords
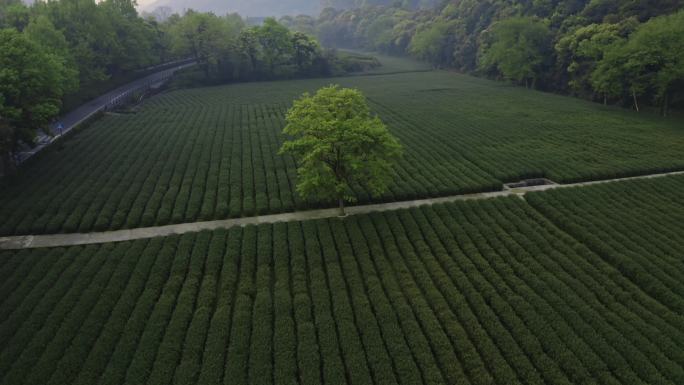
[136,0,320,16]
[136,0,159,10]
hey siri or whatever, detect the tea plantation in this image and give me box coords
[1,57,683,235]
[1,174,683,385]
[527,174,684,315]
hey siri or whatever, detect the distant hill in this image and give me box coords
[139,0,322,17]
[136,0,432,17]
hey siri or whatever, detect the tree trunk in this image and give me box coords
[632,89,639,112]
[662,92,669,117]
[603,94,607,106]
[338,198,346,217]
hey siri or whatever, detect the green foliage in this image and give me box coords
[408,20,455,66]
[168,16,351,84]
[257,18,295,72]
[555,20,635,96]
[332,51,380,73]
[280,85,402,211]
[0,28,74,170]
[313,0,684,109]
[291,31,321,72]
[479,17,553,87]
[592,10,684,113]
[167,11,244,79]
[0,0,177,172]
[0,0,29,30]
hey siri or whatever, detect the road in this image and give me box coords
[1,170,682,250]
[15,59,196,164]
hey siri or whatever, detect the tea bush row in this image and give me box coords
[1,195,682,384]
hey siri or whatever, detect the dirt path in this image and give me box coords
[1,170,682,250]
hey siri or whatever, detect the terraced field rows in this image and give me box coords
[0,104,302,235]
[2,68,683,236]
[527,174,684,315]
[1,193,682,385]
[368,84,684,183]
[0,98,500,236]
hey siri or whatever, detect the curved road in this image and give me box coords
[16,59,196,164]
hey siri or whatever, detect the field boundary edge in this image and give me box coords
[1,169,683,250]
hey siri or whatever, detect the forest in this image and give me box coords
[0,0,364,174]
[282,0,684,114]
[1,0,683,174]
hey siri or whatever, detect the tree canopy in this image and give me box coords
[0,0,170,174]
[167,15,353,84]
[592,10,684,114]
[0,1,348,175]
[280,85,402,215]
[309,0,684,112]
[479,17,552,88]
[0,28,75,173]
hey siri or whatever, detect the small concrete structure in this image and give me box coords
[503,178,557,190]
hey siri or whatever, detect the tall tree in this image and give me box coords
[169,11,244,78]
[23,15,78,92]
[236,28,262,76]
[592,10,684,114]
[291,31,319,73]
[0,29,72,174]
[478,17,552,88]
[256,18,294,74]
[555,21,634,98]
[280,85,402,215]
[409,19,455,66]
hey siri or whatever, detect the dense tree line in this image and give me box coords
[167,14,352,85]
[0,0,172,174]
[299,0,684,114]
[0,1,342,175]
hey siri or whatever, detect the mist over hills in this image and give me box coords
[138,0,322,17]
[137,0,432,17]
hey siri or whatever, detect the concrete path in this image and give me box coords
[1,170,682,250]
[15,59,196,164]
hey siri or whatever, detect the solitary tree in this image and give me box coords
[280,85,402,216]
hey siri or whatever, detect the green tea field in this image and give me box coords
[1,175,683,385]
[1,56,683,235]
[528,175,684,314]
[2,1,684,384]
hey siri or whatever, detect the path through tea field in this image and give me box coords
[1,55,683,385]
[1,55,683,235]
[1,175,683,385]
